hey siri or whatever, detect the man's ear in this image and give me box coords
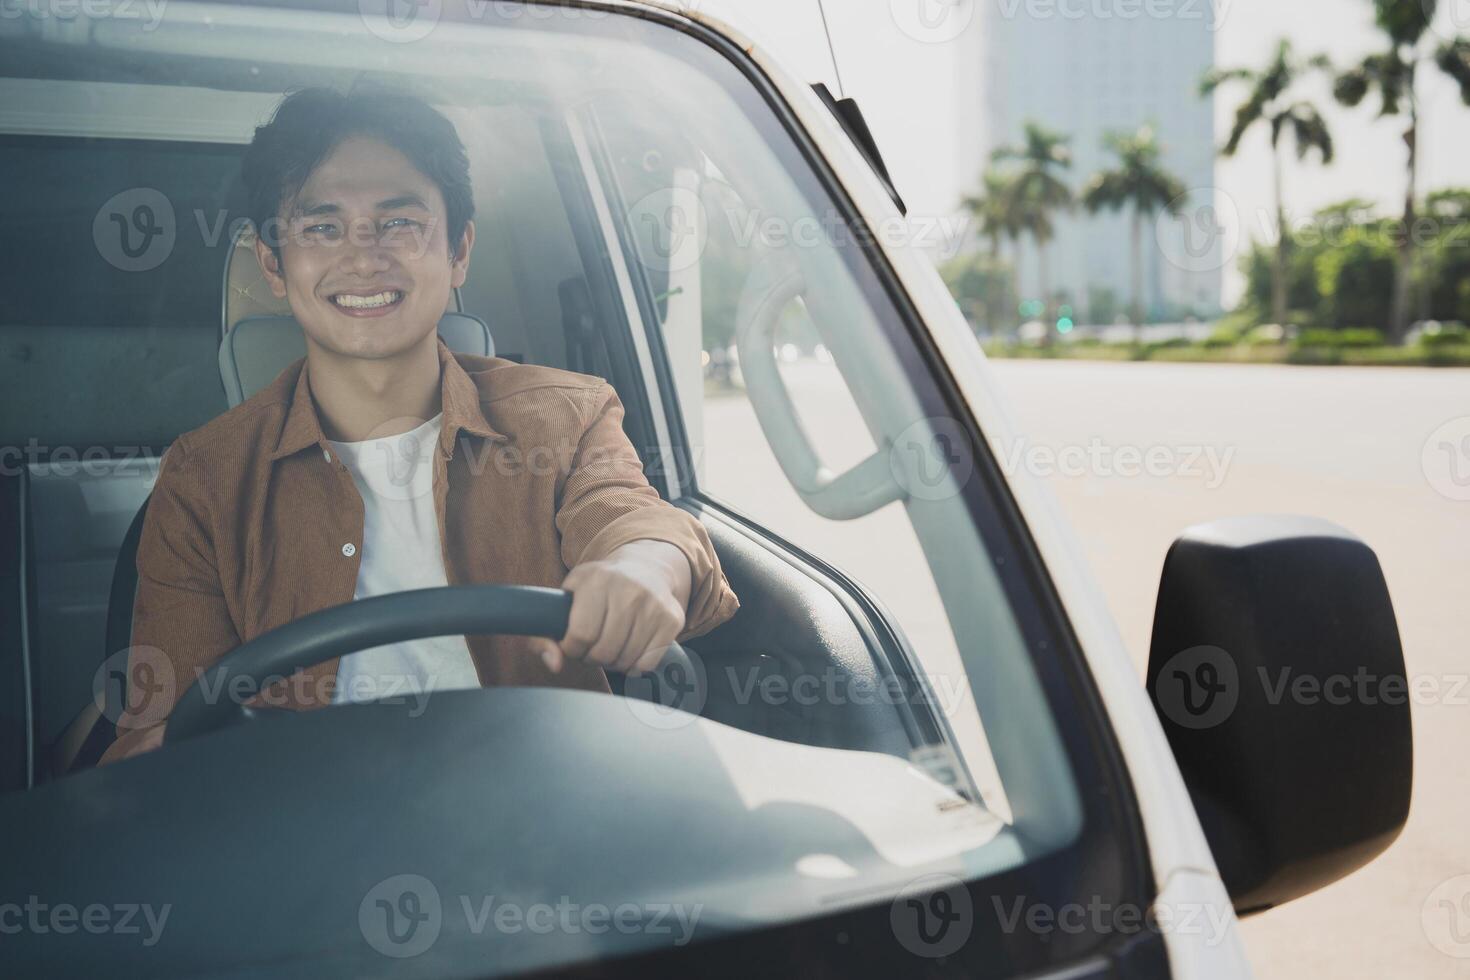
[449,219,475,290]
[252,228,289,299]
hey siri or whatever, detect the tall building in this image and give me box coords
[957,5,1222,322]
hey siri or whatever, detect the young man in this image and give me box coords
[102,88,738,762]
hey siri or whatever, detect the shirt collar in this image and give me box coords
[270,337,506,461]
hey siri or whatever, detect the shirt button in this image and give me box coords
[341,542,357,558]
[323,448,332,463]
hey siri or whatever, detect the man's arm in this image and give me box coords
[99,442,242,763]
[546,384,739,673]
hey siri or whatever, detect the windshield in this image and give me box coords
[1,2,1129,975]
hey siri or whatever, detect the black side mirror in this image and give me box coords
[1146,516,1412,916]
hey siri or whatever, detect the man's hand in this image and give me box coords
[538,539,693,676]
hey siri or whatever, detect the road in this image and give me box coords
[701,357,1466,975]
[988,360,1469,979]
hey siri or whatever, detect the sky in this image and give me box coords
[696,0,1470,306]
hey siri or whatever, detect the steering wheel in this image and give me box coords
[165,585,681,744]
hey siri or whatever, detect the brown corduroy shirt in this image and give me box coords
[102,338,739,761]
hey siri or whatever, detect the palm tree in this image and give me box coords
[960,168,1020,260]
[991,122,1073,318]
[1334,0,1470,343]
[1082,126,1187,338]
[1201,40,1335,329]
[960,168,1025,328]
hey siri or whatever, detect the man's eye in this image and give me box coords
[304,223,340,237]
[382,217,421,230]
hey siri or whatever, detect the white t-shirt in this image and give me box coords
[326,413,481,706]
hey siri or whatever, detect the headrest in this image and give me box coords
[219,312,494,408]
[218,225,490,408]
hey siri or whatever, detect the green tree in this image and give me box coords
[1315,228,1396,329]
[1422,189,1470,322]
[991,122,1074,317]
[959,168,1024,325]
[960,168,1021,259]
[1240,234,1327,326]
[941,251,1016,337]
[1202,39,1335,329]
[1081,125,1187,335]
[1334,0,1470,342]
[1424,188,1470,222]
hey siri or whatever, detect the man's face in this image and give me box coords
[254,136,473,360]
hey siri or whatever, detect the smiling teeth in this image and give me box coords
[334,290,401,309]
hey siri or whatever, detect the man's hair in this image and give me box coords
[242,86,474,258]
